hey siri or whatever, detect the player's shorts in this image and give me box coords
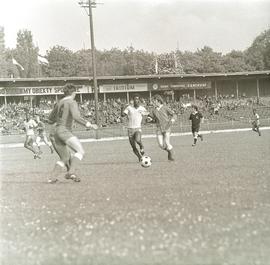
[37,133,46,140]
[25,135,35,143]
[54,126,74,145]
[127,128,142,138]
[192,127,200,134]
[252,121,259,127]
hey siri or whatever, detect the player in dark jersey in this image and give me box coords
[148,94,176,161]
[47,83,98,183]
[189,105,204,146]
[35,115,54,154]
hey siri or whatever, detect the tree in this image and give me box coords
[195,46,225,73]
[13,29,39,77]
[222,50,253,72]
[245,28,270,70]
[0,26,13,78]
[45,46,77,77]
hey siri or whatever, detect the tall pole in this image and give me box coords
[88,0,99,126]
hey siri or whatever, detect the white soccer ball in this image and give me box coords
[141,156,152,168]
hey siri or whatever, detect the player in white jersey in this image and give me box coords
[23,113,41,159]
[35,115,54,154]
[252,109,261,136]
[121,94,149,161]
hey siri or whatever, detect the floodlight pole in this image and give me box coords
[79,0,99,127]
[88,0,99,126]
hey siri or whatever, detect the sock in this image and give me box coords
[68,156,81,176]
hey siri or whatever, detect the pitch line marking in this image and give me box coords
[1,126,269,148]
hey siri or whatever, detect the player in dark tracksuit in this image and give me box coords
[189,105,203,146]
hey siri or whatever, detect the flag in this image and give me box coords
[155,57,158,74]
[12,58,24,71]
[38,55,49,65]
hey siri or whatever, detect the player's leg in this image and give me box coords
[35,136,42,154]
[198,128,203,141]
[43,135,54,153]
[192,129,198,146]
[252,122,257,132]
[24,136,40,158]
[163,132,174,161]
[49,134,60,156]
[156,132,166,150]
[65,136,85,182]
[134,130,144,155]
[129,134,142,161]
[48,140,70,183]
[256,125,261,136]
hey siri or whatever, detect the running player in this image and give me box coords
[251,109,261,136]
[47,83,98,183]
[121,94,149,162]
[148,94,176,161]
[35,115,54,154]
[189,105,204,146]
[23,113,41,159]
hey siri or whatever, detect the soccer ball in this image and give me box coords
[141,156,152,168]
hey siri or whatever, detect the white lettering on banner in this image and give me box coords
[100,84,147,93]
[1,85,91,96]
[159,82,211,90]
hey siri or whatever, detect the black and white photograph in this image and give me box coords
[0,0,270,264]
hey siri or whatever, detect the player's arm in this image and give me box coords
[141,106,150,116]
[146,109,155,123]
[167,107,177,124]
[199,112,204,123]
[47,104,58,124]
[31,119,38,128]
[121,104,129,117]
[70,101,98,129]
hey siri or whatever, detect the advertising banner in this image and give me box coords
[151,81,211,90]
[0,85,91,96]
[99,83,148,93]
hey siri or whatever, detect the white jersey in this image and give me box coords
[24,119,37,136]
[124,105,148,129]
[254,113,260,125]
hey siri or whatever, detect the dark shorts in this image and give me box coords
[54,126,74,145]
[192,127,200,133]
[127,128,142,138]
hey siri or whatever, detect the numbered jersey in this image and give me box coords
[48,96,87,131]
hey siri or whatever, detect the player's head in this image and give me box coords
[192,105,198,112]
[133,94,140,107]
[63,83,76,99]
[152,94,163,107]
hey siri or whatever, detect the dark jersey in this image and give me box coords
[150,105,176,132]
[48,96,87,131]
[189,112,203,128]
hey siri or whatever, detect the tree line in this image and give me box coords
[0,27,269,78]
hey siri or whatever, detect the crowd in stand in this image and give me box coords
[1,95,269,135]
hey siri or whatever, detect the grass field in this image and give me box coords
[0,130,270,265]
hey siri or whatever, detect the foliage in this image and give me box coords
[0,27,269,78]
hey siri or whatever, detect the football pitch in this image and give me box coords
[0,130,270,265]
